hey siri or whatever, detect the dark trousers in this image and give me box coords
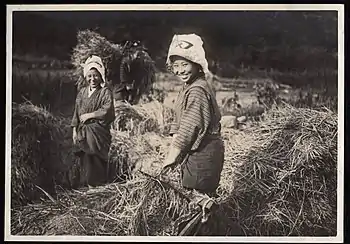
[181,136,224,196]
[79,153,108,187]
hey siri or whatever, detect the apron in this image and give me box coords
[181,134,224,193]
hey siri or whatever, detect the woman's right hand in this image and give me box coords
[72,128,78,145]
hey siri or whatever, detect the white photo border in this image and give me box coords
[5,4,345,243]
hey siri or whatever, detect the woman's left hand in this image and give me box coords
[80,113,93,124]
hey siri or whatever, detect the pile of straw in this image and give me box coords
[11,169,242,236]
[107,130,135,183]
[113,101,175,136]
[11,174,188,236]
[71,30,122,90]
[220,104,337,236]
[108,128,173,182]
[11,103,337,236]
[11,103,68,207]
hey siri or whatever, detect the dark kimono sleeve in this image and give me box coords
[71,89,82,127]
[92,88,116,126]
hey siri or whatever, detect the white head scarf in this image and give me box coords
[82,55,106,87]
[166,34,211,79]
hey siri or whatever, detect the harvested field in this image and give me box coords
[10,102,337,236]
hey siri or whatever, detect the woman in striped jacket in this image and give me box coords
[161,34,224,197]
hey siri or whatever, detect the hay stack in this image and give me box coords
[11,172,188,236]
[217,129,260,197]
[108,128,172,183]
[11,168,240,236]
[71,30,122,90]
[130,132,173,176]
[113,101,175,135]
[11,103,68,207]
[221,104,337,236]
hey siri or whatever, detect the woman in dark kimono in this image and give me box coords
[161,34,224,197]
[71,55,115,187]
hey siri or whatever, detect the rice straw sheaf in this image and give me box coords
[221,104,338,236]
[11,171,191,236]
[70,30,122,90]
[108,128,172,182]
[130,132,173,177]
[217,128,260,197]
[107,130,135,183]
[11,103,68,207]
[113,101,175,136]
[11,166,243,236]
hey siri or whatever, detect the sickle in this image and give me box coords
[177,211,202,236]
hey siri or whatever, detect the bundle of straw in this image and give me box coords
[71,30,122,90]
[11,172,191,236]
[11,103,68,207]
[108,130,135,183]
[11,165,244,236]
[221,104,337,236]
[108,126,173,182]
[129,132,173,177]
[113,101,175,136]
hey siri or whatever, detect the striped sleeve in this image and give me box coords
[173,86,211,152]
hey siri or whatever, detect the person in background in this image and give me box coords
[114,40,142,104]
[161,34,224,197]
[71,55,115,187]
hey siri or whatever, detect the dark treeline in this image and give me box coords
[13,11,338,76]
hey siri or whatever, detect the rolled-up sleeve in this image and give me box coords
[173,87,211,153]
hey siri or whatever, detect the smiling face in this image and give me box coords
[86,68,103,89]
[171,56,200,83]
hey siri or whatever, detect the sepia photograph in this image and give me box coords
[5,4,344,242]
